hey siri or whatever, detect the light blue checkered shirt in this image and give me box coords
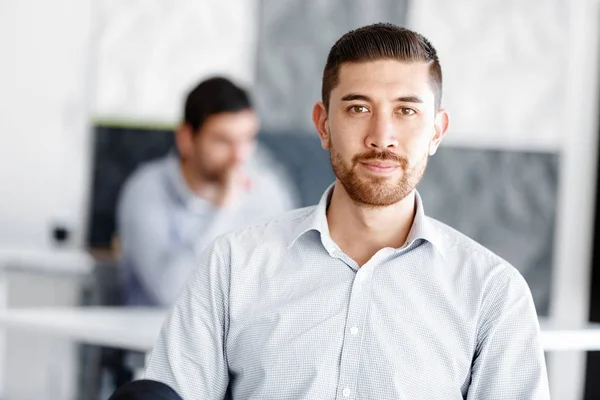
[146,185,550,399]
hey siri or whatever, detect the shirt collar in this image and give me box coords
[289,183,447,259]
[406,190,447,259]
[289,183,337,253]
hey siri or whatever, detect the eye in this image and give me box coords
[348,105,369,114]
[398,107,416,116]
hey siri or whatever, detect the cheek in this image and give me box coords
[330,135,356,161]
[195,143,224,166]
[403,137,432,168]
[212,148,232,164]
[330,121,366,152]
[407,121,435,146]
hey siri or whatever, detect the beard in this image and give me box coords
[330,144,428,207]
[188,157,231,183]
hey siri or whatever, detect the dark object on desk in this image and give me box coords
[52,223,70,245]
[108,380,182,400]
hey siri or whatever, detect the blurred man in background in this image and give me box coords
[116,76,297,307]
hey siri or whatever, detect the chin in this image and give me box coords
[345,183,406,207]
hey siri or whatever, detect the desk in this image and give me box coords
[0,307,167,353]
[539,320,600,352]
[0,247,94,276]
[1,307,600,354]
[0,249,95,399]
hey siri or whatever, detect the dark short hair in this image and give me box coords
[184,77,252,133]
[322,23,442,110]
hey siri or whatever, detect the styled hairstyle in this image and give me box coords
[322,23,442,110]
[184,77,252,133]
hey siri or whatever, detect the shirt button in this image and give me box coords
[343,387,351,397]
[349,326,358,335]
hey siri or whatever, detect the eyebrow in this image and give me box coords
[340,94,424,104]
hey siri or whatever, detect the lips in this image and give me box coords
[359,161,399,173]
[361,161,399,168]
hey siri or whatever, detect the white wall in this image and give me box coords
[93,0,260,124]
[408,0,569,152]
[0,0,93,250]
[0,0,93,398]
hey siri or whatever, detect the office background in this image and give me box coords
[1,0,599,399]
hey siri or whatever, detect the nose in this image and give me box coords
[364,113,399,149]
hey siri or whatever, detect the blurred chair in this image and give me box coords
[108,380,182,400]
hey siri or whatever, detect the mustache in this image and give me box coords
[352,150,409,167]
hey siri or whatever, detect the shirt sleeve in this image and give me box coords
[466,267,551,399]
[144,236,231,399]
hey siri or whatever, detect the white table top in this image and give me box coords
[0,307,167,352]
[0,307,599,353]
[539,320,600,352]
[0,247,94,275]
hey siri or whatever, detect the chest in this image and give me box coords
[225,249,478,398]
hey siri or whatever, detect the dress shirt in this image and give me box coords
[145,184,549,399]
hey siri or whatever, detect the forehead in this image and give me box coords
[334,60,434,104]
[200,110,258,136]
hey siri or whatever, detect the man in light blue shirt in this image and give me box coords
[116,77,297,307]
[145,24,550,399]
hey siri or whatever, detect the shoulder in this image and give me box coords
[426,216,525,287]
[118,156,171,210]
[122,157,169,196]
[216,206,317,253]
[426,217,536,327]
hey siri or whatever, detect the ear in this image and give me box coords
[312,101,331,150]
[175,123,195,159]
[428,108,449,156]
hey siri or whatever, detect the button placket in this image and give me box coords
[336,267,371,400]
[354,269,370,292]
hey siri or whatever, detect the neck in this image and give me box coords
[327,180,416,266]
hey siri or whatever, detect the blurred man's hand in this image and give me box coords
[214,166,252,207]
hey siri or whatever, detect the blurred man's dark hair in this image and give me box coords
[321,23,442,111]
[184,76,253,133]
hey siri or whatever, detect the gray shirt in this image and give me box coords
[116,149,297,306]
[145,185,549,399]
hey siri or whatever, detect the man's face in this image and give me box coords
[314,60,448,207]
[185,109,259,182]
